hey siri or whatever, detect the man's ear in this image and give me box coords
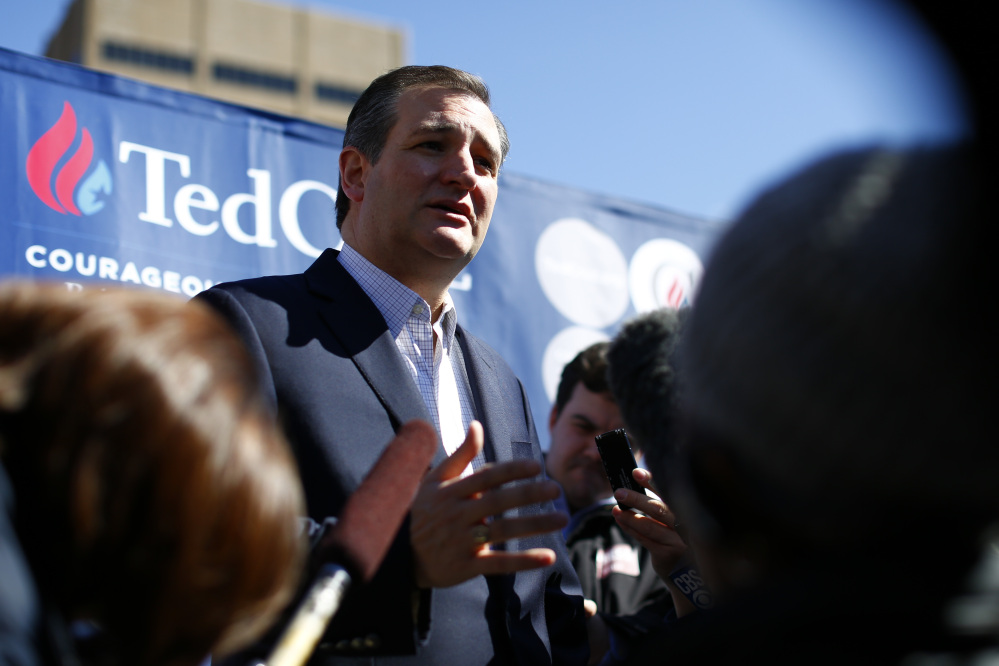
[339,146,367,204]
[548,404,560,433]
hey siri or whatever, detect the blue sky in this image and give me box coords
[2,0,968,222]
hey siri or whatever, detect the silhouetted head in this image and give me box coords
[669,143,993,595]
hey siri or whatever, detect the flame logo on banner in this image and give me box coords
[26,101,112,216]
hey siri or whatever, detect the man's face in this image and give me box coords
[341,86,502,284]
[546,383,625,513]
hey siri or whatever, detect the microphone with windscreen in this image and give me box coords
[264,419,439,666]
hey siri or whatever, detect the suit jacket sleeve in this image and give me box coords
[194,283,426,657]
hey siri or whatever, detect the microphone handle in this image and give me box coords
[265,563,353,666]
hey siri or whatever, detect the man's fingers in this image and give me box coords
[471,548,557,576]
[411,420,567,589]
[614,505,667,540]
[467,477,561,518]
[474,513,567,547]
[612,506,687,565]
[429,420,484,482]
[442,457,546,500]
[416,474,559,537]
[632,467,659,494]
[615,487,673,525]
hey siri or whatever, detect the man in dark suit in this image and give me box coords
[197,65,588,664]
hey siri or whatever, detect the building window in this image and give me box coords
[102,42,194,74]
[314,83,362,106]
[212,63,297,94]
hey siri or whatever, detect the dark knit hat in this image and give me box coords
[677,142,994,548]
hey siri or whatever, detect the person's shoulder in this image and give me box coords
[193,273,314,330]
[206,272,307,299]
[202,248,342,303]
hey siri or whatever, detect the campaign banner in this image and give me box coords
[1,48,728,448]
[466,173,726,446]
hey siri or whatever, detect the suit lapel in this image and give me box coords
[458,328,514,466]
[304,250,444,465]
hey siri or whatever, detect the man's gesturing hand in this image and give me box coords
[411,421,567,589]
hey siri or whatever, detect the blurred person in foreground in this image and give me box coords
[617,143,998,664]
[196,65,586,664]
[0,283,306,666]
[545,342,673,664]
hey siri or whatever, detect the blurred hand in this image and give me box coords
[410,421,567,588]
[584,604,609,666]
[611,468,687,581]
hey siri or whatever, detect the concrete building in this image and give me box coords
[44,0,407,127]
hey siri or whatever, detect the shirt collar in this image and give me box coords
[338,243,459,342]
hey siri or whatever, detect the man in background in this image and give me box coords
[546,342,672,664]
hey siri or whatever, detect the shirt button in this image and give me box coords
[411,303,424,315]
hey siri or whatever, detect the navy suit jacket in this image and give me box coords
[197,249,587,665]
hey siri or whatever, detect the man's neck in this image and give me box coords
[338,242,453,325]
[338,243,454,322]
[391,273,450,323]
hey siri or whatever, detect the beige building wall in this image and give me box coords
[44,0,407,127]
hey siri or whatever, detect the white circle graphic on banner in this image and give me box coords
[541,326,611,403]
[629,239,704,312]
[535,218,629,329]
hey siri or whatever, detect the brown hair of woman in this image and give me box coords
[0,282,306,666]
